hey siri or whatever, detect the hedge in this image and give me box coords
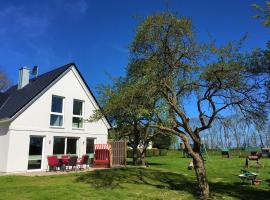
[159,149,168,156]
[127,148,168,158]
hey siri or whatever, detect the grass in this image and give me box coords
[0,151,269,200]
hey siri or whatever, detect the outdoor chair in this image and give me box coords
[47,156,60,172]
[61,155,69,170]
[66,156,78,171]
[77,155,89,170]
[245,156,262,168]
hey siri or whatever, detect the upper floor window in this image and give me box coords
[72,99,83,128]
[50,96,64,127]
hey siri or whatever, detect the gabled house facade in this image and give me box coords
[0,63,110,173]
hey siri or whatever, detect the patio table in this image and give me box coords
[57,157,70,171]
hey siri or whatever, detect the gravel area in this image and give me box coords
[0,167,106,176]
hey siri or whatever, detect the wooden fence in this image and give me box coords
[108,140,127,166]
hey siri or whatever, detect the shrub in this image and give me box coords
[127,148,168,158]
[146,149,153,157]
[127,149,133,158]
[152,148,159,156]
[159,149,168,156]
[127,149,141,158]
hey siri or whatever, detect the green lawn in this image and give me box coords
[0,151,269,200]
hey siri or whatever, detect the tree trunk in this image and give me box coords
[193,154,210,200]
[138,151,146,166]
[132,147,138,165]
[259,133,264,147]
[183,139,210,200]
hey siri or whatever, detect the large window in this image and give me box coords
[67,138,77,154]
[53,137,78,155]
[53,137,65,155]
[50,96,64,127]
[72,99,83,128]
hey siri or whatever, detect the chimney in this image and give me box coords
[18,67,30,89]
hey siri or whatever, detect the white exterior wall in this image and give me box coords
[3,66,109,172]
[0,122,10,172]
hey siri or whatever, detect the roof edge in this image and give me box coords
[70,64,112,129]
[4,64,74,121]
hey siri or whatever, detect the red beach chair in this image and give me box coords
[94,144,112,168]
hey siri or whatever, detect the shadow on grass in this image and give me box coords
[76,168,270,200]
[210,182,270,200]
[77,168,199,198]
[126,161,165,166]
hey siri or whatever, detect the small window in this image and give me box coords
[51,96,63,113]
[50,96,64,127]
[73,100,83,115]
[72,99,83,128]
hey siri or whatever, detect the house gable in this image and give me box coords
[9,64,110,132]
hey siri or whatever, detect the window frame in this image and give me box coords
[72,99,84,129]
[86,137,96,154]
[53,137,78,156]
[50,95,65,128]
[52,137,66,155]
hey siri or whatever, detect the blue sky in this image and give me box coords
[0,0,268,95]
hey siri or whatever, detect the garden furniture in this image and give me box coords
[94,144,112,168]
[77,155,89,170]
[60,155,69,171]
[47,156,60,172]
[66,156,78,171]
[238,169,261,185]
[221,148,230,158]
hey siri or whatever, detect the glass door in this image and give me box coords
[28,136,44,170]
[86,138,95,159]
[66,138,78,156]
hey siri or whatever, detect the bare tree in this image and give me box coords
[0,68,10,92]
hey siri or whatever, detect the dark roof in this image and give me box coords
[0,63,73,120]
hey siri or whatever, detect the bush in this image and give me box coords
[152,148,159,156]
[146,149,153,157]
[159,149,168,156]
[127,149,141,158]
[127,148,168,158]
[152,134,174,149]
[127,149,133,158]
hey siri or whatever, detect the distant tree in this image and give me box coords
[0,69,10,92]
[152,134,174,149]
[230,116,246,148]
[90,78,161,165]
[126,12,269,199]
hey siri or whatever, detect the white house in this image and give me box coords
[0,63,111,173]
